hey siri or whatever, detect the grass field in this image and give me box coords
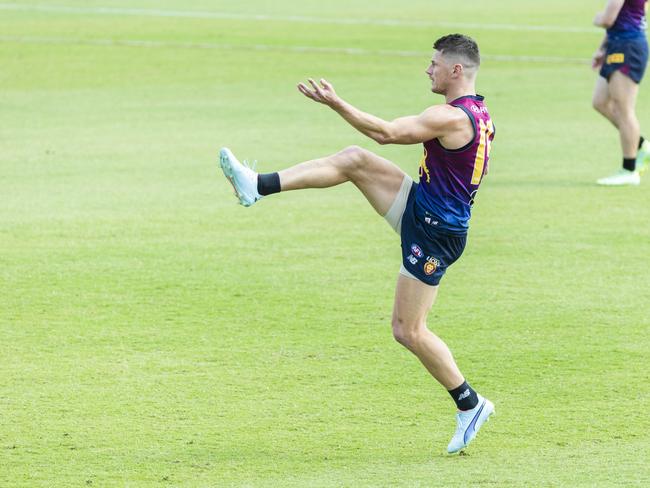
[2,1,650,486]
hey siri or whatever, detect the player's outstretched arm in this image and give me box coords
[297,78,463,145]
[593,0,624,28]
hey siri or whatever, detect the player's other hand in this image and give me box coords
[297,78,340,107]
[591,48,606,70]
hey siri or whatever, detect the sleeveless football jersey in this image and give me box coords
[415,95,494,233]
[609,0,647,38]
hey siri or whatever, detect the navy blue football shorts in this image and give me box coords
[383,176,466,286]
[600,35,649,84]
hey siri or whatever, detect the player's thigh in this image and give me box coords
[391,272,439,331]
[609,71,639,111]
[348,147,407,216]
[592,76,611,108]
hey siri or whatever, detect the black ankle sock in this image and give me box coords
[623,158,636,172]
[257,172,281,196]
[639,136,645,150]
[448,381,479,411]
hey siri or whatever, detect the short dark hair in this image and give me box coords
[433,34,480,68]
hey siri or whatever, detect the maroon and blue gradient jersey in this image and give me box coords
[415,95,494,234]
[608,0,647,39]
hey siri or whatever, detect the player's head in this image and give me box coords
[427,34,480,94]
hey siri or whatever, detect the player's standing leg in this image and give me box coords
[391,274,494,453]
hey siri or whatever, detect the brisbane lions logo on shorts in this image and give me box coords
[423,256,440,276]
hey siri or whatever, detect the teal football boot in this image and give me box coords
[219,147,262,207]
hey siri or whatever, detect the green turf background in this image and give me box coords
[1,1,649,486]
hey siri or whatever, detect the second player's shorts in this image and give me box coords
[600,34,649,84]
[384,176,466,286]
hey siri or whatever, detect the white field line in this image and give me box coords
[0,3,602,34]
[0,35,589,65]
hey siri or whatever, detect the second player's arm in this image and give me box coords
[593,0,624,28]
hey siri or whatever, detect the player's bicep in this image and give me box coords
[603,0,625,25]
[386,107,454,145]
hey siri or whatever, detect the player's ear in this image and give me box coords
[452,63,463,77]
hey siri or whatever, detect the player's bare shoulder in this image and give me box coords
[421,104,475,148]
[423,104,473,128]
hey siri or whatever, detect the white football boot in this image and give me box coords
[219,147,262,207]
[596,169,640,186]
[447,394,495,454]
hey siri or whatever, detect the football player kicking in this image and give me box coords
[219,34,495,454]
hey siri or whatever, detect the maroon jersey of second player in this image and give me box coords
[609,0,647,35]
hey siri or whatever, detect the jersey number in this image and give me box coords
[471,118,494,185]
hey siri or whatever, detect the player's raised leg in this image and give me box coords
[391,273,494,453]
[220,145,406,217]
[278,145,406,215]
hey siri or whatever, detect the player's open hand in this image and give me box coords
[297,78,340,107]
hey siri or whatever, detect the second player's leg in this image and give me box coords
[278,145,407,216]
[608,71,641,159]
[592,76,619,128]
[391,273,465,390]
